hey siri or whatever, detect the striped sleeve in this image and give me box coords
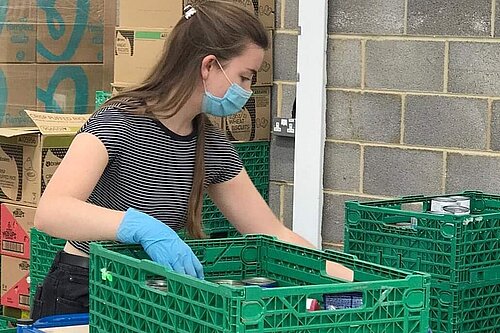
[205,126,244,184]
[78,107,126,161]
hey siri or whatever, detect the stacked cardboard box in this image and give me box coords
[0,0,102,315]
[0,111,89,313]
[111,0,274,142]
[0,0,104,128]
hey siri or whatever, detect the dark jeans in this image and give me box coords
[31,251,89,321]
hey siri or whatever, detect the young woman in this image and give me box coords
[32,1,315,320]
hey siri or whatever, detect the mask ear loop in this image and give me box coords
[214,58,234,85]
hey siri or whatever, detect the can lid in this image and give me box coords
[212,279,245,286]
[433,197,457,202]
[146,279,168,286]
[242,277,276,285]
[448,196,469,200]
[443,205,469,214]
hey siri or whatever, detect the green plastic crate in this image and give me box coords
[0,316,16,331]
[180,183,268,239]
[30,228,66,282]
[344,191,500,332]
[89,235,430,333]
[0,328,15,333]
[184,141,270,238]
[95,91,112,110]
[430,280,500,333]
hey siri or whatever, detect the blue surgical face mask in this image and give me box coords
[202,59,253,117]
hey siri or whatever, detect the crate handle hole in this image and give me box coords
[325,260,354,282]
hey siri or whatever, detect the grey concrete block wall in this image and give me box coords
[323,142,360,191]
[326,90,402,143]
[446,154,500,192]
[328,0,405,35]
[321,193,368,244]
[490,100,500,151]
[448,42,500,96]
[283,185,294,229]
[284,0,299,30]
[407,0,491,36]
[280,84,296,118]
[268,182,281,218]
[273,33,298,82]
[268,182,294,229]
[363,147,443,196]
[365,40,445,92]
[404,95,488,149]
[270,136,295,182]
[271,0,500,248]
[497,0,500,37]
[327,39,361,88]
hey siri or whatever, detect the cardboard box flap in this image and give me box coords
[24,110,91,136]
[0,127,40,138]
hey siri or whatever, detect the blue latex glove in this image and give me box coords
[117,208,204,279]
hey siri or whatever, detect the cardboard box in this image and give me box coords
[225,86,270,141]
[37,64,103,114]
[0,255,30,311]
[0,0,37,62]
[118,0,183,29]
[254,30,272,86]
[206,114,224,132]
[2,305,30,320]
[113,28,169,86]
[0,64,37,127]
[102,0,117,91]
[114,27,270,87]
[1,203,35,259]
[185,0,275,29]
[36,0,104,63]
[0,110,90,206]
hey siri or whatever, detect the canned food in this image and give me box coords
[442,205,469,216]
[146,278,168,292]
[242,277,277,288]
[448,196,470,209]
[323,292,363,310]
[211,279,245,287]
[431,197,457,213]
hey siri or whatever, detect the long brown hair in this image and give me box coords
[104,1,269,238]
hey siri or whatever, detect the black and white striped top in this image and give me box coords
[69,102,243,254]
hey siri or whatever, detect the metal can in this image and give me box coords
[242,277,277,288]
[211,279,245,287]
[146,278,168,292]
[442,205,469,216]
[323,292,363,310]
[430,197,457,213]
[448,196,470,209]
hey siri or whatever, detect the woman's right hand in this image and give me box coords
[117,208,204,279]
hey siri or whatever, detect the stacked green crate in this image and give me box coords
[95,91,112,109]
[29,229,66,302]
[179,141,270,239]
[90,235,431,333]
[0,316,16,331]
[344,191,500,333]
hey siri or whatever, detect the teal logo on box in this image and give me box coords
[37,0,102,62]
[0,68,7,124]
[37,65,89,114]
[0,0,9,33]
[0,67,31,126]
